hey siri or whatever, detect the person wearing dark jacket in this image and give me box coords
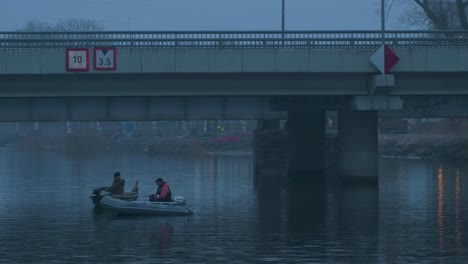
[105,172,125,195]
[149,178,172,202]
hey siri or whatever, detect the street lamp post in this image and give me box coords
[381,0,385,46]
[282,0,285,32]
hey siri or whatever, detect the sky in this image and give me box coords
[0,0,409,31]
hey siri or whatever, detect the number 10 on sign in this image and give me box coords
[66,48,89,72]
[94,48,116,71]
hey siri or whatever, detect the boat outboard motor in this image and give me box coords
[173,196,186,205]
[92,188,102,196]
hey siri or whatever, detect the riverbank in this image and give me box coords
[5,131,254,156]
[5,130,468,160]
[379,133,468,160]
[142,134,253,155]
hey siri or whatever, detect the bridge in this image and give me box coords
[1,30,468,183]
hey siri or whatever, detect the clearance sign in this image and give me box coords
[66,47,117,72]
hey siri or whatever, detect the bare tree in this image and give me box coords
[21,20,54,32]
[54,18,104,32]
[20,18,104,32]
[398,0,468,30]
[12,18,105,48]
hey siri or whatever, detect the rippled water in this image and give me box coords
[0,148,466,263]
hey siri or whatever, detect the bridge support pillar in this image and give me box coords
[338,110,378,184]
[253,119,286,178]
[256,120,280,131]
[288,109,325,184]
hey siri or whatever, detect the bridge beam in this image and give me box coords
[338,110,378,184]
[352,96,403,111]
[257,120,280,131]
[369,74,395,95]
[0,97,286,121]
[379,95,468,118]
[288,109,325,184]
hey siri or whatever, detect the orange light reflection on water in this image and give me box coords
[455,169,462,256]
[437,166,444,261]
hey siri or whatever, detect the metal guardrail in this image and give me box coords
[0,31,467,48]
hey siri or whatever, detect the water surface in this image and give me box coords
[0,148,466,263]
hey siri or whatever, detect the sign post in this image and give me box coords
[381,0,385,47]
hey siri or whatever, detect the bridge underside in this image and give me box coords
[0,96,286,122]
[1,72,468,98]
[270,95,468,118]
[2,95,468,122]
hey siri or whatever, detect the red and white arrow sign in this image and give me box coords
[369,45,399,74]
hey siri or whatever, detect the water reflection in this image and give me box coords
[378,159,468,263]
[437,166,445,261]
[255,177,285,238]
[455,168,462,256]
[287,183,325,236]
[337,184,379,264]
[158,223,171,253]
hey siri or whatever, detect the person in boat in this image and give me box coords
[149,178,172,202]
[104,171,125,195]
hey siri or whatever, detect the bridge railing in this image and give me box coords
[0,31,467,48]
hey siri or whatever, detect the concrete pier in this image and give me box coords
[338,110,378,184]
[288,109,325,183]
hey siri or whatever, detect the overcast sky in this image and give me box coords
[1,0,409,31]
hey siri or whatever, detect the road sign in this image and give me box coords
[369,45,399,74]
[94,47,116,71]
[66,48,89,72]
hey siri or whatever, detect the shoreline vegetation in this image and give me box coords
[4,121,468,161]
[6,131,255,156]
[379,134,468,160]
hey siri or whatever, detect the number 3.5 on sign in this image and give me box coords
[94,48,116,71]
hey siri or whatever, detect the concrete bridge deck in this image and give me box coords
[1,30,467,98]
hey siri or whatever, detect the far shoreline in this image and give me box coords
[4,130,468,161]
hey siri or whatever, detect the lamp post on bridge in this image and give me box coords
[381,0,385,47]
[282,0,285,32]
[281,0,285,44]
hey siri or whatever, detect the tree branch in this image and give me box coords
[413,0,424,7]
[456,0,468,29]
[412,0,448,29]
[386,0,394,21]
